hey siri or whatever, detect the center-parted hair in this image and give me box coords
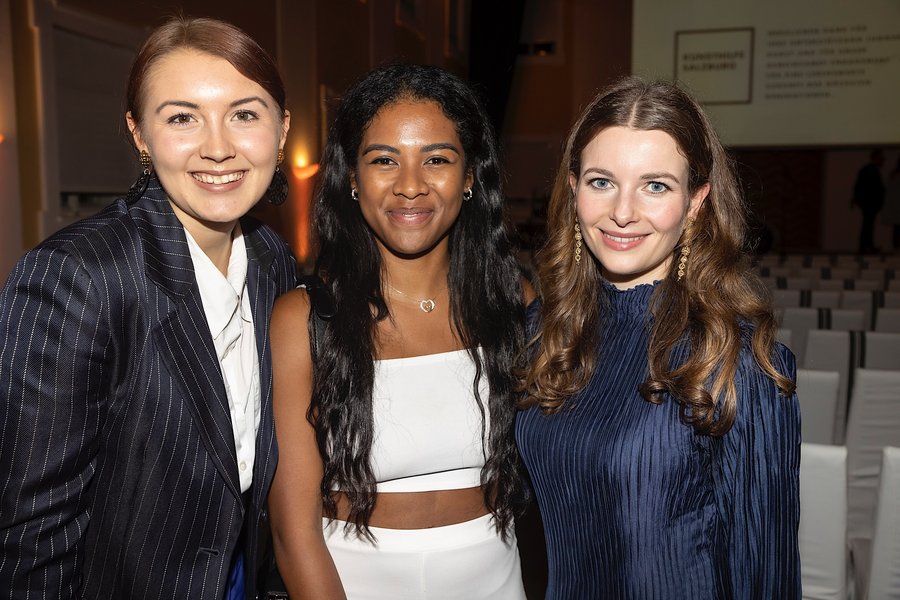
[313,64,526,537]
[522,76,793,435]
[126,16,287,129]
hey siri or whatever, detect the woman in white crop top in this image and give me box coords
[268,64,535,599]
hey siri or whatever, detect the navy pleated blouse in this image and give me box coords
[516,282,801,599]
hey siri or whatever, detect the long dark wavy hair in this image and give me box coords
[522,77,794,435]
[312,64,526,538]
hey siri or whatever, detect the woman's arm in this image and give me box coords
[713,340,801,598]
[269,288,347,599]
[0,247,109,595]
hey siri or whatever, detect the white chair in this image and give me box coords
[864,332,900,371]
[854,279,884,292]
[810,290,841,309]
[796,369,840,445]
[882,291,900,308]
[784,277,811,290]
[887,279,900,292]
[845,369,900,600]
[782,308,866,366]
[803,330,859,444]
[829,267,859,280]
[773,289,804,309]
[841,290,879,330]
[868,446,900,599]
[776,328,794,356]
[800,443,847,600]
[817,279,848,291]
[875,308,900,333]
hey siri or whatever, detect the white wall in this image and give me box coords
[0,0,23,281]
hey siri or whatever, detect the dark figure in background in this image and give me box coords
[881,156,900,250]
[854,148,886,253]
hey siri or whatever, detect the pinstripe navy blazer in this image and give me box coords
[0,177,297,599]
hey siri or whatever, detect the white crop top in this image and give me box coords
[369,348,489,493]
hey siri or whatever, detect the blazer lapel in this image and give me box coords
[131,178,242,502]
[243,220,278,508]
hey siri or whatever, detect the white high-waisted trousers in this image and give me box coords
[323,514,526,600]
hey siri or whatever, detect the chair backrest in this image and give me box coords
[817,279,847,291]
[841,290,879,330]
[854,279,884,292]
[773,289,803,309]
[784,308,866,366]
[800,443,847,600]
[845,369,900,598]
[868,446,900,598]
[831,309,866,332]
[864,332,900,371]
[810,290,841,309]
[888,279,900,292]
[875,308,900,333]
[882,291,900,308]
[796,369,840,445]
[829,267,859,280]
[776,328,793,355]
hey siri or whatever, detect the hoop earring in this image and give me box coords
[125,149,153,203]
[463,188,473,201]
[574,220,583,264]
[265,148,289,205]
[677,219,694,281]
[351,188,359,201]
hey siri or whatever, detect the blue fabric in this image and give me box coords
[224,552,245,600]
[516,282,802,599]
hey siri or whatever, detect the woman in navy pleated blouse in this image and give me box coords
[517,78,801,599]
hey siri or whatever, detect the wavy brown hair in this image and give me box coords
[522,77,794,436]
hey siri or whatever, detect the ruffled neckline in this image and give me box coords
[601,279,660,323]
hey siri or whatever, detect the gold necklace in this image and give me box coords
[386,282,445,313]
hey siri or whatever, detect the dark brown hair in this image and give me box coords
[126,16,286,127]
[522,76,793,436]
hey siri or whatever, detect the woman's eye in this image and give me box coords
[647,181,670,193]
[425,156,450,165]
[166,113,194,125]
[588,177,611,190]
[371,157,395,166]
[234,110,259,122]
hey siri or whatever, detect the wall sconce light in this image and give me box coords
[292,163,319,180]
[0,133,5,144]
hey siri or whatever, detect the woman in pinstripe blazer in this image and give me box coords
[0,17,296,599]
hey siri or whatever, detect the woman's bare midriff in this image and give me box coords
[331,487,489,529]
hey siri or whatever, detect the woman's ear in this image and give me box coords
[126,112,147,153]
[568,172,578,196]
[688,182,710,219]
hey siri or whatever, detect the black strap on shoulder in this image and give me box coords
[297,274,335,360]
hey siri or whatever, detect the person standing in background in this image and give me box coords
[854,148,886,253]
[0,17,296,599]
[881,155,900,250]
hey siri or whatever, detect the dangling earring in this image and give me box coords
[125,149,153,203]
[265,149,289,205]
[677,219,694,281]
[463,188,473,201]
[350,188,359,201]
[574,220,583,264]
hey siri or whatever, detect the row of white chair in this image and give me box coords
[801,444,900,599]
[762,277,900,292]
[759,253,900,268]
[782,330,900,443]
[759,266,898,281]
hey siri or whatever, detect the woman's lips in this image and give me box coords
[387,207,433,225]
[601,230,647,250]
[191,171,246,190]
